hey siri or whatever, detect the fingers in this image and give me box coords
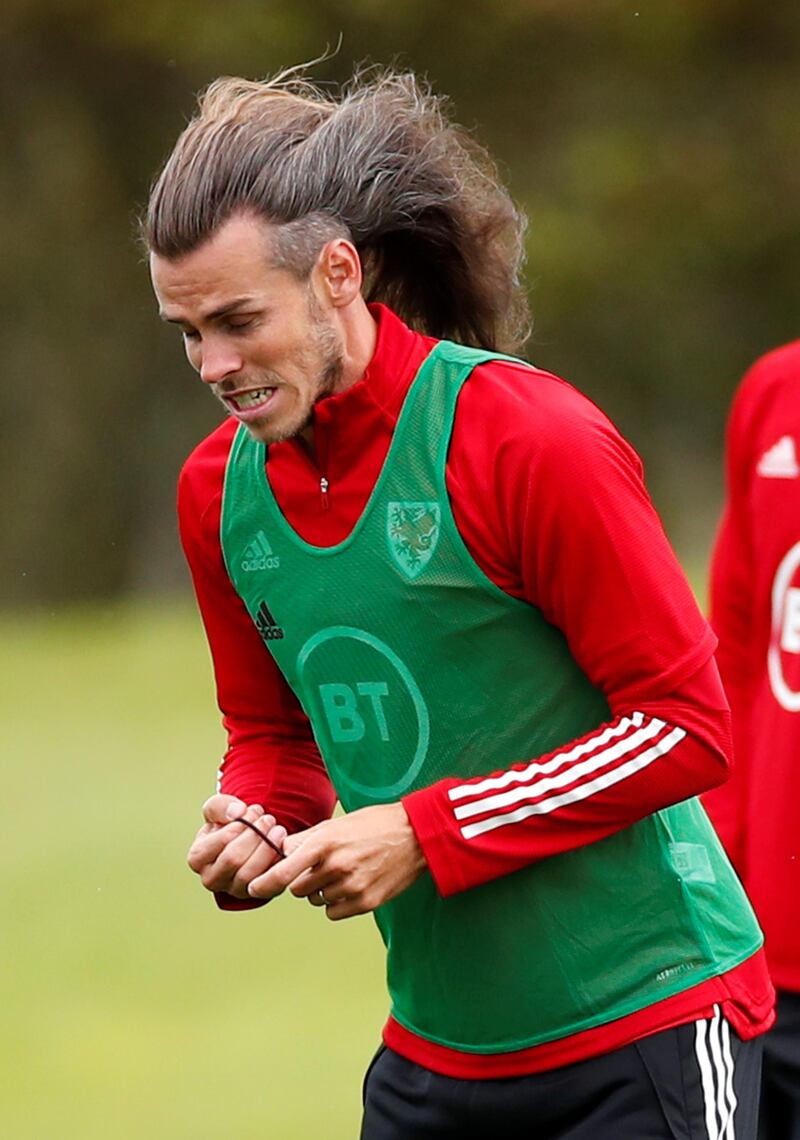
[187,801,264,870]
[247,834,323,900]
[300,874,341,905]
[228,823,288,898]
[324,896,366,921]
[306,889,367,922]
[243,804,420,920]
[246,833,363,918]
[188,803,280,897]
[210,818,280,894]
[199,812,275,889]
[187,822,232,872]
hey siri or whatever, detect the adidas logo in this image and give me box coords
[254,600,284,642]
[242,530,281,572]
[757,435,799,479]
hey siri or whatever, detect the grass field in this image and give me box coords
[1,602,386,1139]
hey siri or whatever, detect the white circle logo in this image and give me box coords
[768,541,800,711]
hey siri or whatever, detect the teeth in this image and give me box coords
[234,388,273,410]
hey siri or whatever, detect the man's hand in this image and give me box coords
[187,794,287,899]
[246,802,426,920]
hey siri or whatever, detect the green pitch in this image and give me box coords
[1,603,385,1139]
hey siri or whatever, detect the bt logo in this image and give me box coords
[297,626,430,800]
[318,682,391,743]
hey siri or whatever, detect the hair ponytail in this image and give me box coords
[145,68,530,354]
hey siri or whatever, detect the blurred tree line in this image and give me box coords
[2,0,799,606]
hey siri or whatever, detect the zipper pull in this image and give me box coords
[320,476,330,510]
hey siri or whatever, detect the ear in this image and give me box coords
[315,238,363,308]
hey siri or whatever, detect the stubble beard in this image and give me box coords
[247,306,345,446]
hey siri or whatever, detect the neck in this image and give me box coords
[299,296,378,454]
[335,295,378,393]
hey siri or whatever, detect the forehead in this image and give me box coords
[150,214,286,315]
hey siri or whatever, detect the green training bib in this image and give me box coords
[220,341,762,1053]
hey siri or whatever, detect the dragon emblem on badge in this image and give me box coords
[387,501,441,579]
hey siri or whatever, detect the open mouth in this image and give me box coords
[224,387,277,418]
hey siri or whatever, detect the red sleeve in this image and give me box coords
[178,425,337,908]
[701,364,764,873]
[403,360,729,896]
[404,661,730,896]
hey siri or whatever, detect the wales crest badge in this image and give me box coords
[387,502,441,579]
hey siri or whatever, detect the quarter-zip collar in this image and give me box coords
[309,302,435,446]
[264,305,436,543]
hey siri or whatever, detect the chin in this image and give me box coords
[247,414,306,446]
[245,421,279,444]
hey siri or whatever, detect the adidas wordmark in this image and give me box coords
[242,530,281,571]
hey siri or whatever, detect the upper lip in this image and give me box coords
[219,384,275,400]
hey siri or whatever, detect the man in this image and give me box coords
[704,343,800,1139]
[145,68,773,1139]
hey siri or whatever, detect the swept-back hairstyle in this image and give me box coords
[144,67,530,353]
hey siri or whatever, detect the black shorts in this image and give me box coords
[361,1007,763,1140]
[760,988,800,1140]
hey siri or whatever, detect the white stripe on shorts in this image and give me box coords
[694,1005,737,1139]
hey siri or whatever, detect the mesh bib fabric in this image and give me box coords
[220,341,762,1052]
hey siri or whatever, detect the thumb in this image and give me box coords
[201,793,247,825]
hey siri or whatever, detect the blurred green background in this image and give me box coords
[2,604,386,1137]
[3,1,800,1136]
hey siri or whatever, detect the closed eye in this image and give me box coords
[223,317,258,335]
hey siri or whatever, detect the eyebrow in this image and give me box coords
[160,297,257,324]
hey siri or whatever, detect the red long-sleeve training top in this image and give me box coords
[704,340,800,993]
[179,304,773,1077]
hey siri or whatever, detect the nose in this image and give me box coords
[196,339,244,386]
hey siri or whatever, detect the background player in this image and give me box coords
[705,342,800,1139]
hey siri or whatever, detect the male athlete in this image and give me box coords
[704,344,800,1139]
[145,68,774,1138]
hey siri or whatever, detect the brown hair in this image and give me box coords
[144,68,530,353]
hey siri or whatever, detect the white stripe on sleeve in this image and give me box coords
[449,712,686,841]
[448,712,646,803]
[454,718,670,823]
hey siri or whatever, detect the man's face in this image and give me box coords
[150,213,344,444]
